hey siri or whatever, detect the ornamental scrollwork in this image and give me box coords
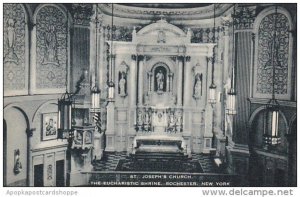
[4,4,26,91]
[36,6,68,89]
[71,4,93,26]
[256,13,289,95]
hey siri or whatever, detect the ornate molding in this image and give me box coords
[98,4,232,21]
[233,5,256,30]
[71,4,93,26]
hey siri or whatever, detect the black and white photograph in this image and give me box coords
[1,1,298,193]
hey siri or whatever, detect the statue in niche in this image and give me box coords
[42,24,59,66]
[119,72,127,97]
[5,18,19,64]
[156,69,165,91]
[157,30,166,43]
[193,73,203,99]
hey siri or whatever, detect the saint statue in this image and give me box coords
[5,18,19,64]
[156,70,164,91]
[193,73,203,99]
[42,25,59,66]
[13,149,22,174]
[119,73,126,96]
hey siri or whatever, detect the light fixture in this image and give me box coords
[263,6,281,146]
[208,4,217,105]
[57,12,74,140]
[58,91,74,139]
[91,4,101,110]
[226,4,237,115]
[107,3,115,101]
[91,85,100,109]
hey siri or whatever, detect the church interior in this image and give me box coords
[3,3,297,187]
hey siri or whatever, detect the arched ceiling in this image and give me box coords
[118,3,213,9]
[98,3,233,20]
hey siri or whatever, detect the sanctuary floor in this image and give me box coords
[93,152,222,173]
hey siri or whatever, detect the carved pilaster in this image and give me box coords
[71,4,93,26]
[232,5,256,30]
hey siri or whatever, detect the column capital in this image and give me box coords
[137,54,144,61]
[131,54,137,60]
[251,33,255,41]
[185,56,191,62]
[26,128,35,137]
[168,72,174,77]
[27,21,36,31]
[207,56,214,63]
[177,55,185,61]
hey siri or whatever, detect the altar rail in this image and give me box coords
[82,171,246,187]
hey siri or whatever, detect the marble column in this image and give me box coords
[137,55,144,106]
[29,22,36,95]
[111,54,116,83]
[177,56,184,106]
[169,73,173,92]
[203,56,214,153]
[147,71,152,92]
[183,56,191,106]
[130,55,137,107]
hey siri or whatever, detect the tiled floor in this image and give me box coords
[93,152,220,173]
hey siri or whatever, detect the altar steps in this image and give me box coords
[132,152,187,160]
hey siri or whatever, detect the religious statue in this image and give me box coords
[119,72,126,97]
[156,69,164,91]
[13,149,22,174]
[137,110,143,126]
[167,113,176,133]
[74,131,83,145]
[5,18,19,64]
[42,25,59,66]
[157,30,166,43]
[193,73,203,99]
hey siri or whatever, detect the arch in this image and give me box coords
[248,106,289,135]
[252,6,294,100]
[32,99,58,123]
[253,6,293,32]
[3,3,30,96]
[33,4,69,23]
[137,19,186,37]
[145,56,176,72]
[4,105,31,131]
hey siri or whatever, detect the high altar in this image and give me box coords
[103,18,217,156]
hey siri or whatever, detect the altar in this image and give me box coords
[104,17,216,155]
